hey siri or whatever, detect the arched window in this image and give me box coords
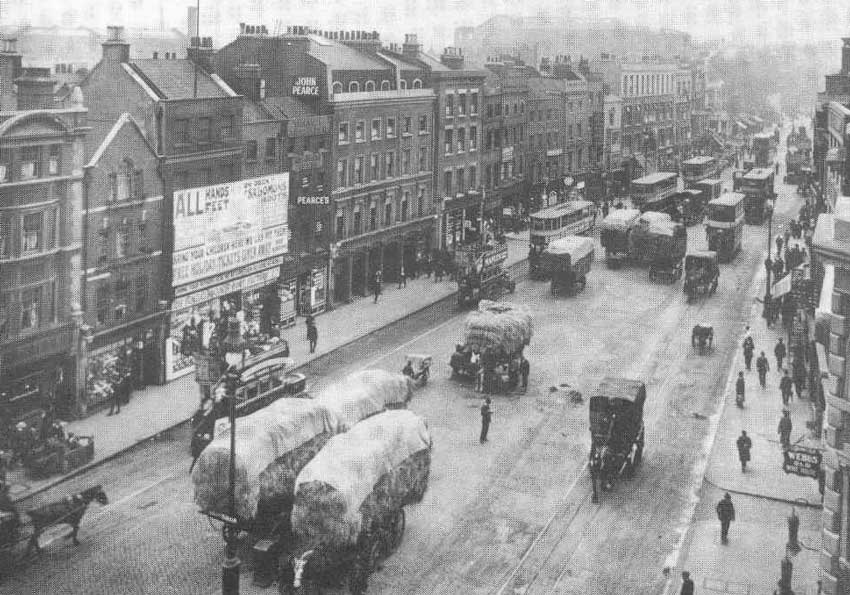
[348,81,360,93]
[400,79,408,90]
[332,81,343,94]
[412,79,422,89]
[380,80,390,91]
[365,80,375,92]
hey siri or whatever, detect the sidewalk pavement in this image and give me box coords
[7,235,529,503]
[670,201,823,593]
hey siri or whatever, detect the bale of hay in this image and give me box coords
[314,369,413,430]
[291,410,432,548]
[463,300,532,354]
[192,398,339,521]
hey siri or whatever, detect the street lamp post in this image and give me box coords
[763,198,774,322]
[221,354,243,595]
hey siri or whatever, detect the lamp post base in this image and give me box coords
[222,554,241,595]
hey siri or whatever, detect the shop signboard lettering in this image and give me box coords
[292,76,320,96]
[174,256,286,298]
[502,146,514,162]
[546,148,563,157]
[171,267,282,312]
[297,196,330,206]
[173,174,289,288]
[782,445,822,479]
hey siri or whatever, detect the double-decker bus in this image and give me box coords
[630,172,679,211]
[752,132,776,168]
[740,167,775,225]
[681,156,718,188]
[529,200,596,275]
[706,192,745,262]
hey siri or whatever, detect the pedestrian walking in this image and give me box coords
[774,338,786,371]
[736,430,752,472]
[307,321,318,354]
[716,492,735,544]
[679,571,695,595]
[742,333,754,371]
[373,270,383,303]
[775,235,784,256]
[480,397,492,443]
[778,409,793,449]
[398,267,407,288]
[107,377,122,416]
[792,357,806,399]
[735,371,745,407]
[780,369,793,406]
[519,357,530,391]
[756,351,769,388]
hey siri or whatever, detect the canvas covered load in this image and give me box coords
[463,300,533,355]
[542,236,594,264]
[629,215,686,263]
[314,369,413,431]
[291,410,432,547]
[600,208,641,233]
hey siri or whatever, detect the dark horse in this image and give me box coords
[23,485,108,557]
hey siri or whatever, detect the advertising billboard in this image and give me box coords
[172,173,290,288]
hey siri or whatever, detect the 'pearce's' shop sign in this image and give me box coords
[292,76,320,96]
[782,445,822,479]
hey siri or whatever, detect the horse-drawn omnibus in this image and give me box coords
[740,167,775,224]
[681,156,718,188]
[630,172,678,212]
[706,192,745,262]
[529,200,596,275]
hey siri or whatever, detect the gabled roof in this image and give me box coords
[307,42,387,72]
[261,96,319,119]
[243,99,276,123]
[126,59,234,100]
[376,50,427,72]
[528,77,563,94]
[85,112,157,168]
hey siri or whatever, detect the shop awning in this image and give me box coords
[826,147,846,163]
[772,274,792,298]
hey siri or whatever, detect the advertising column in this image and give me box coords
[167,173,290,382]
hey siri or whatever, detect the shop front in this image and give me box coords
[442,191,484,250]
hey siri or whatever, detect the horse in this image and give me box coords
[23,485,108,557]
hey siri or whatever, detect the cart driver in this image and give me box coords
[402,360,415,379]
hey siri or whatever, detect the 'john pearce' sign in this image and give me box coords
[292,76,320,96]
[782,445,822,479]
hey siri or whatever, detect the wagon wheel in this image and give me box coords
[633,439,644,469]
[388,509,406,552]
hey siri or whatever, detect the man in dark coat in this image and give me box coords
[780,369,794,406]
[774,338,786,371]
[742,334,755,371]
[778,410,792,449]
[372,270,383,303]
[307,321,318,354]
[735,371,745,406]
[519,357,530,391]
[792,357,806,399]
[716,492,735,544]
[679,571,695,595]
[736,430,752,472]
[756,351,770,388]
[480,397,492,444]
[108,375,123,416]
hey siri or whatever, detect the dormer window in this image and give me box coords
[365,80,375,92]
[349,81,360,93]
[400,80,408,90]
[332,81,343,94]
[380,80,390,91]
[412,79,422,89]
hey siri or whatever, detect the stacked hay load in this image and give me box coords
[314,369,413,431]
[463,300,533,355]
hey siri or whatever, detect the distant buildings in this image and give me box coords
[814,38,850,212]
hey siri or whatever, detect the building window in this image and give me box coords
[19,146,39,179]
[446,94,454,117]
[400,80,407,90]
[577,148,583,168]
[412,79,422,89]
[22,212,42,253]
[444,170,452,196]
[47,145,60,175]
[470,126,478,150]
[336,213,345,239]
[609,109,615,126]
[114,276,129,320]
[419,147,427,172]
[456,167,465,192]
[401,192,409,221]
[221,115,234,138]
[174,119,190,145]
[459,93,466,116]
[332,81,343,94]
[371,118,381,140]
[469,166,477,189]
[355,120,365,142]
[21,287,40,330]
[266,138,276,160]
[96,285,109,325]
[354,157,364,184]
[417,186,425,216]
[135,275,146,312]
[418,115,428,134]
[403,116,412,134]
[471,92,479,114]
[0,216,9,257]
[384,200,393,226]
[381,80,390,91]
[116,224,130,258]
[369,204,377,231]
[247,140,258,161]
[457,128,465,152]
[387,118,396,137]
[349,81,360,93]
[339,122,350,143]
[198,117,212,143]
[337,159,348,187]
[386,152,395,177]
[370,153,380,180]
[365,80,375,92]
[576,123,582,137]
[117,160,133,200]
[0,161,7,182]
[401,149,410,176]
[353,209,362,235]
[484,165,491,189]
[445,129,453,154]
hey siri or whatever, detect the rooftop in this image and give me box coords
[308,41,388,72]
[127,59,233,100]
[709,192,746,206]
[682,156,715,165]
[743,167,774,180]
[261,95,318,119]
[632,171,678,184]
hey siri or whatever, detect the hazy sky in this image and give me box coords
[4,0,850,51]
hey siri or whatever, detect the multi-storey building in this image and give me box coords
[813,196,850,595]
[527,77,565,191]
[215,27,437,305]
[814,38,850,212]
[481,56,530,219]
[602,94,625,192]
[0,45,89,420]
[80,112,165,412]
[672,65,693,167]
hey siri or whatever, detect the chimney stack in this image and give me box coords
[440,46,464,69]
[16,67,56,110]
[0,38,22,109]
[188,35,215,73]
[102,26,130,63]
[402,33,421,59]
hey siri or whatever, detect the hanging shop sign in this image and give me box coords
[502,146,514,162]
[772,274,792,298]
[291,76,321,96]
[172,173,289,288]
[546,148,563,157]
[782,445,822,479]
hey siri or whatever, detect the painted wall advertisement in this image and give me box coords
[172,173,290,289]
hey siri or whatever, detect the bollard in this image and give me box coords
[787,506,801,554]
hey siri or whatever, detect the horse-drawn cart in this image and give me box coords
[281,410,431,595]
[540,236,595,297]
[683,251,719,303]
[588,378,646,503]
[691,324,714,354]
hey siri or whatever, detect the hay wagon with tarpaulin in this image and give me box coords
[683,251,719,302]
[539,236,595,296]
[599,208,640,269]
[449,301,532,393]
[191,370,412,586]
[629,214,686,283]
[282,410,431,595]
[674,189,706,226]
[588,378,646,502]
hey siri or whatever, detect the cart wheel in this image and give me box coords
[633,441,644,469]
[389,509,406,551]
